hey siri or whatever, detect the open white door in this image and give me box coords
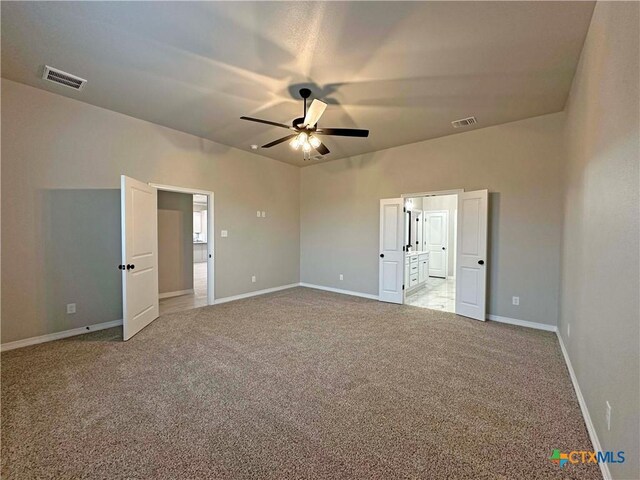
[379,198,405,304]
[455,190,488,320]
[121,175,159,340]
[425,211,448,278]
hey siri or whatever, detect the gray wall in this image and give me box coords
[157,191,193,295]
[301,112,566,326]
[1,79,300,344]
[560,2,640,478]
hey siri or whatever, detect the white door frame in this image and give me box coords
[149,183,215,306]
[401,189,464,199]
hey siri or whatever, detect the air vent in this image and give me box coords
[311,154,324,161]
[42,65,87,91]
[451,116,477,128]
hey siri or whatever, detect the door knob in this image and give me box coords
[478,260,484,265]
[379,254,384,258]
[118,264,125,270]
[126,264,136,270]
[442,247,446,250]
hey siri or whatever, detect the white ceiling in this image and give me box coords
[1,1,594,167]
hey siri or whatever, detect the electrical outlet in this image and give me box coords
[66,303,76,314]
[221,230,228,237]
[606,401,612,430]
[339,274,344,281]
[261,211,266,218]
[251,275,256,283]
[512,296,520,306]
[256,211,261,217]
[567,323,571,338]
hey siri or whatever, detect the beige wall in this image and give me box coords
[560,2,640,478]
[301,112,566,326]
[1,79,300,343]
[157,191,193,295]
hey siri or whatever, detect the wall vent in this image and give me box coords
[451,116,477,128]
[42,65,87,91]
[311,154,325,161]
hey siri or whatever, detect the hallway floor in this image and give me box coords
[159,262,207,315]
[405,277,455,312]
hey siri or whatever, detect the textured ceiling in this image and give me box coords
[1,1,594,166]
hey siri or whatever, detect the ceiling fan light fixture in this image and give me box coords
[290,132,309,150]
[302,141,312,153]
[309,135,321,148]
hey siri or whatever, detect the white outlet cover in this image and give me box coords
[606,401,611,430]
[66,303,76,314]
[221,230,228,237]
[339,274,344,280]
[512,296,520,306]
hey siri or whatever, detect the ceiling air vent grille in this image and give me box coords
[42,65,87,91]
[451,116,477,128]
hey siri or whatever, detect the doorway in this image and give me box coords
[152,184,214,316]
[378,189,488,321]
[403,195,457,313]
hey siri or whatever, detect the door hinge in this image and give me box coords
[402,284,405,290]
[403,207,406,213]
[402,246,405,252]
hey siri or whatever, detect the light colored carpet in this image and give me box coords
[1,287,600,479]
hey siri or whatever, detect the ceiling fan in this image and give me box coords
[240,88,369,160]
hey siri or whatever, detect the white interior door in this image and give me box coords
[379,198,405,304]
[121,175,159,340]
[455,190,488,321]
[425,211,448,278]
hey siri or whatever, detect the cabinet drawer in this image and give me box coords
[410,264,418,273]
[419,253,429,261]
[409,274,419,286]
[410,255,419,264]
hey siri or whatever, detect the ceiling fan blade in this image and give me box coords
[315,128,369,137]
[262,134,297,148]
[240,116,292,130]
[303,99,327,127]
[315,141,330,156]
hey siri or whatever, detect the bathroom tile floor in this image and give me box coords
[405,277,456,313]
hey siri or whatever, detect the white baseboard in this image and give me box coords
[0,319,123,352]
[556,332,611,480]
[299,283,379,301]
[159,289,194,299]
[214,283,299,305]
[487,314,558,332]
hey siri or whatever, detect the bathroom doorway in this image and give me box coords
[403,193,458,313]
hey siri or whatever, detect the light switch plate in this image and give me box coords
[339,274,344,281]
[261,211,266,218]
[257,211,261,217]
[221,230,228,237]
[251,275,256,283]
